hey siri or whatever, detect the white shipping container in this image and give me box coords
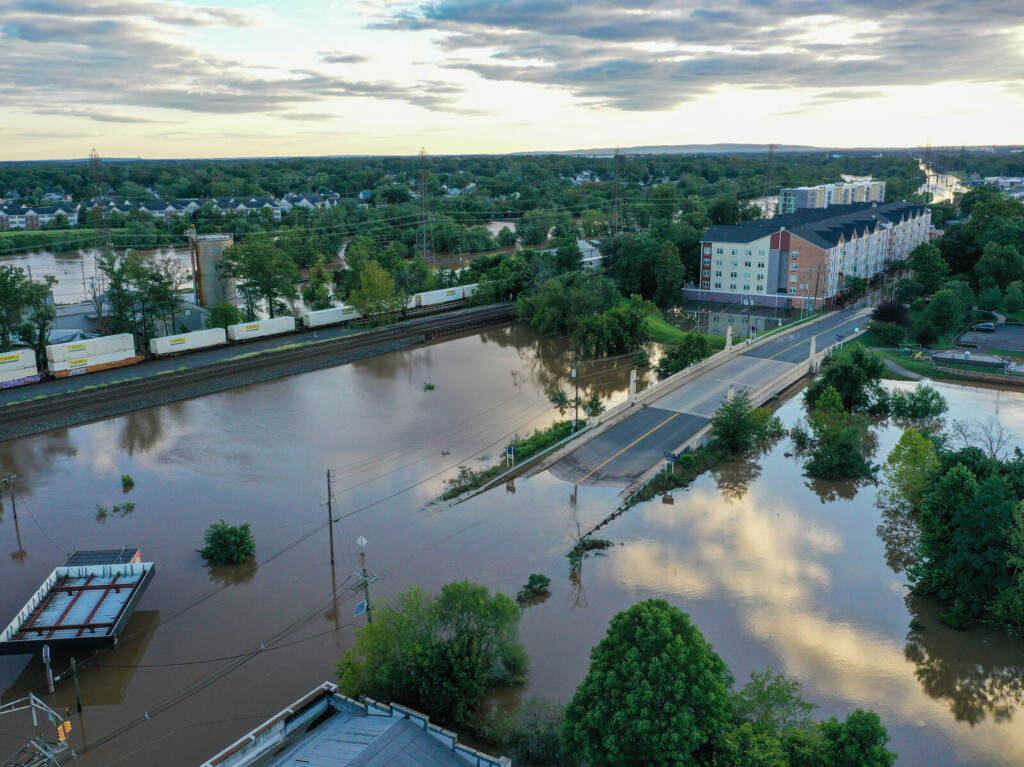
[0,349,39,386]
[463,283,478,298]
[302,305,360,328]
[415,287,463,308]
[49,349,139,374]
[46,334,135,365]
[150,328,227,356]
[226,316,296,342]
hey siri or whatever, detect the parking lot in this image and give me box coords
[957,322,1024,352]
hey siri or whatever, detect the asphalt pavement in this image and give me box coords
[548,309,869,488]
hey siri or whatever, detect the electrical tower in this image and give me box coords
[610,147,623,235]
[960,143,968,179]
[88,148,111,251]
[763,143,777,211]
[416,148,435,262]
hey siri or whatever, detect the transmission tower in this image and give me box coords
[763,142,777,205]
[88,148,111,251]
[610,148,623,235]
[417,148,435,261]
[959,143,968,179]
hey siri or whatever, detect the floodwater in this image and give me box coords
[919,161,968,205]
[0,247,193,305]
[0,326,1023,766]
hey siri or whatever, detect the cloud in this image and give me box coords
[319,51,370,64]
[0,1,478,119]
[372,0,1024,111]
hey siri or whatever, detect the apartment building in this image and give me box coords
[692,202,931,310]
[0,203,80,230]
[778,180,885,214]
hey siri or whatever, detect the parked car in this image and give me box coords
[972,322,997,332]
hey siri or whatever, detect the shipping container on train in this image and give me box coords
[149,328,227,356]
[45,333,142,378]
[226,316,296,342]
[0,348,41,389]
[301,305,360,328]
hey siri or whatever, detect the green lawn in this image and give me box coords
[643,307,726,350]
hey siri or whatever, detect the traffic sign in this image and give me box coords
[353,600,367,617]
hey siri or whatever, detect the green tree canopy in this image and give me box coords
[349,260,406,321]
[562,599,734,767]
[906,242,949,295]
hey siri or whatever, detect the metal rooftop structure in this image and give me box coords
[202,683,509,767]
[0,559,155,655]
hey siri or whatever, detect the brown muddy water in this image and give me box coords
[0,327,1022,767]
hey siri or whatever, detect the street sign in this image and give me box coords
[353,600,367,617]
[663,451,679,461]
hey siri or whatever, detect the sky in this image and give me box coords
[1,0,1023,161]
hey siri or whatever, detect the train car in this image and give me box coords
[150,328,227,356]
[463,284,478,299]
[0,348,41,389]
[226,316,296,342]
[413,287,464,308]
[46,334,142,378]
[301,305,361,328]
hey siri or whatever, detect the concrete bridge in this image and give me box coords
[537,308,871,493]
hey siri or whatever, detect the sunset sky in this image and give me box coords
[2,0,1023,160]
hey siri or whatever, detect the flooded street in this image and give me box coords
[1,326,1023,766]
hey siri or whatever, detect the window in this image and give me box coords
[791,252,799,260]
[729,284,737,290]
[743,272,751,279]
[714,271,722,277]
[730,271,737,278]
[789,287,797,294]
[704,246,711,254]
[757,262,765,268]
[703,258,711,266]
[790,274,798,283]
[791,263,798,271]
[743,284,750,291]
[745,250,752,256]
[715,259,723,265]
[759,250,765,256]
[731,249,737,255]
[731,260,738,267]
[744,260,751,267]
[756,285,764,292]
[716,248,723,254]
[791,251,800,257]
[714,282,721,288]
[756,274,764,281]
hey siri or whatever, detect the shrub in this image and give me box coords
[889,385,948,420]
[656,333,712,379]
[869,320,906,346]
[516,573,552,605]
[200,520,256,564]
[872,300,911,326]
[710,391,783,454]
[121,474,134,488]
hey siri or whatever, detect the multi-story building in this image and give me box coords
[692,201,931,310]
[0,203,80,230]
[778,180,885,214]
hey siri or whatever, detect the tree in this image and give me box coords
[871,300,910,326]
[710,391,782,455]
[657,333,711,379]
[303,256,334,310]
[496,226,518,248]
[804,345,885,413]
[337,581,524,724]
[200,520,255,564]
[906,242,949,295]
[207,301,244,329]
[349,260,406,322]
[95,250,140,333]
[819,710,896,767]
[869,321,905,346]
[220,237,299,318]
[501,699,573,767]
[517,209,555,246]
[799,386,876,481]
[653,241,685,309]
[19,277,57,360]
[580,209,606,238]
[878,428,940,513]
[0,265,49,351]
[562,600,734,767]
[708,194,740,225]
[584,391,605,417]
[975,242,1024,290]
[913,288,963,344]
[547,387,573,415]
[733,669,815,736]
[1005,280,1024,313]
[519,271,618,336]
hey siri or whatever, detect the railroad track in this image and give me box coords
[0,303,515,440]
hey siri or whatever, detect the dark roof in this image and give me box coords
[703,202,928,248]
[66,548,141,566]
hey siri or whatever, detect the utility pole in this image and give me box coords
[325,470,335,565]
[572,365,579,430]
[610,148,623,235]
[1,474,16,522]
[355,536,376,624]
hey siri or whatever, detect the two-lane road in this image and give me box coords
[548,309,869,487]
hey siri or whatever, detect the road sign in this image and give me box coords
[353,600,367,617]
[663,451,679,462]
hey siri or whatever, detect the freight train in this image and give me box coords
[1,284,478,389]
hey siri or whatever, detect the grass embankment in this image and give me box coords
[440,420,576,500]
[643,307,726,350]
[0,228,101,255]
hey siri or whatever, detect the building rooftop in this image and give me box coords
[202,684,508,767]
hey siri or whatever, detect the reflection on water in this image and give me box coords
[1,333,1023,765]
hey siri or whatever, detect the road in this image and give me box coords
[549,310,868,487]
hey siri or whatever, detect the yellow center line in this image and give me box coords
[767,318,854,361]
[576,412,681,485]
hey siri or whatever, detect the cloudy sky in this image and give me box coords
[1,0,1022,160]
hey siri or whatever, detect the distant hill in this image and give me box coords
[559,143,828,156]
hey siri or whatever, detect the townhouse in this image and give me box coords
[0,202,80,230]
